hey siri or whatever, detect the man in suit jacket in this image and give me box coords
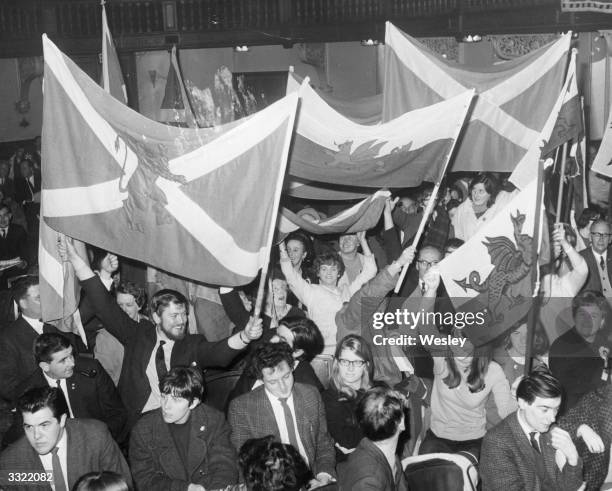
[5,333,127,445]
[61,238,262,430]
[0,386,131,491]
[338,386,408,491]
[0,161,16,200]
[130,367,238,490]
[228,342,336,489]
[480,368,584,491]
[0,276,85,406]
[0,203,27,261]
[579,219,612,296]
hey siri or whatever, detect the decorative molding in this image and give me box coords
[15,56,43,127]
[296,42,332,92]
[487,33,559,60]
[418,37,459,61]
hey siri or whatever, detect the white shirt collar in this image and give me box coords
[517,408,539,441]
[98,275,114,291]
[22,314,44,335]
[592,248,607,263]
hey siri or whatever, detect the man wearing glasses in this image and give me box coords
[579,219,612,300]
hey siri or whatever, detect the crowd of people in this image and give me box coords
[0,156,610,490]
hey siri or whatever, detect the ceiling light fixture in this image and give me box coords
[361,39,380,46]
[234,45,249,52]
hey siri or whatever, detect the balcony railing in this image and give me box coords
[0,0,562,43]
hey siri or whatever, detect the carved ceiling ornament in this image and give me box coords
[487,33,560,60]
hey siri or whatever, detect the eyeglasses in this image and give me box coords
[338,359,366,368]
[416,259,439,268]
[590,232,612,239]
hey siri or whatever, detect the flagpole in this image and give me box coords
[253,89,302,318]
[554,142,569,224]
[524,158,545,376]
[394,89,475,293]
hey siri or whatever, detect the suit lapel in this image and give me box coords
[254,388,281,439]
[186,407,208,478]
[142,327,157,374]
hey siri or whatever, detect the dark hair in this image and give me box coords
[150,289,188,317]
[34,333,71,364]
[516,366,562,403]
[280,317,324,362]
[12,275,38,307]
[239,435,312,491]
[251,342,295,380]
[469,173,500,208]
[443,342,492,393]
[446,199,461,212]
[115,282,147,309]
[577,207,601,228]
[331,334,374,399]
[159,366,204,403]
[285,230,315,270]
[17,387,68,420]
[0,201,11,214]
[87,246,110,273]
[73,471,130,491]
[444,238,464,251]
[356,385,406,442]
[313,251,345,279]
[572,290,605,318]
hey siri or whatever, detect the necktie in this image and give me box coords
[421,281,426,296]
[51,447,67,491]
[155,340,168,382]
[1,229,6,238]
[529,431,541,454]
[600,256,606,271]
[278,397,300,450]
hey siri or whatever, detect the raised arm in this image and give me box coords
[347,231,378,296]
[279,241,314,308]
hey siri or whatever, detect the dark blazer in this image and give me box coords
[228,382,336,478]
[0,223,27,260]
[0,316,83,403]
[321,386,363,462]
[130,404,238,490]
[80,276,243,429]
[338,437,407,491]
[14,174,40,205]
[480,412,583,491]
[0,177,16,200]
[549,327,607,412]
[11,358,127,443]
[579,247,612,294]
[0,418,132,491]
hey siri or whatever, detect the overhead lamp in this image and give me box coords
[462,34,482,43]
[234,45,249,52]
[361,39,380,46]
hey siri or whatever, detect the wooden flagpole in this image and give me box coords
[524,158,545,375]
[394,89,475,293]
[554,142,569,225]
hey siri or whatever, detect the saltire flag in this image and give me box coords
[438,178,542,346]
[287,71,381,125]
[510,50,578,190]
[591,101,612,178]
[159,46,198,128]
[41,35,299,287]
[382,22,571,173]
[288,79,474,189]
[101,3,127,104]
[284,177,371,201]
[277,190,390,240]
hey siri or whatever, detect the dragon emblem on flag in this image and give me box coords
[455,210,533,326]
[323,139,413,171]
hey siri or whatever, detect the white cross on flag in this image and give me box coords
[40,35,298,325]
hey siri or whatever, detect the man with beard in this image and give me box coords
[60,238,262,430]
[480,368,584,491]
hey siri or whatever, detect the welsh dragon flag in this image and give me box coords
[438,178,542,346]
[41,35,298,290]
[383,22,571,173]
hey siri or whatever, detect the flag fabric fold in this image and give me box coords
[101,4,127,104]
[438,178,542,346]
[277,190,390,239]
[592,103,612,178]
[159,46,198,128]
[289,80,474,188]
[382,22,571,173]
[41,35,299,288]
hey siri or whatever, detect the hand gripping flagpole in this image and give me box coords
[394,89,475,293]
[252,83,303,318]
